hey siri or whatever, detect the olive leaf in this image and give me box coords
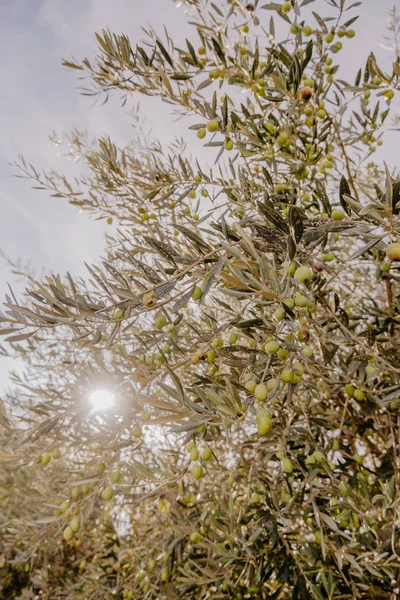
[339,176,352,215]
[258,201,289,234]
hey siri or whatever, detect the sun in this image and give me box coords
[88,389,115,411]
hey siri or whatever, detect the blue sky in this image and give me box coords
[0,0,398,385]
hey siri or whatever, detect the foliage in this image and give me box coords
[2,0,400,598]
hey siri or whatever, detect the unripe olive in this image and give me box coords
[274,306,286,320]
[206,349,216,363]
[70,516,81,533]
[346,29,355,38]
[211,336,223,348]
[207,364,217,376]
[277,348,288,359]
[325,31,334,43]
[254,383,268,402]
[264,121,276,133]
[143,291,157,308]
[352,514,360,529]
[202,447,213,461]
[110,470,121,483]
[264,340,280,354]
[192,286,203,301]
[52,448,61,459]
[190,532,202,543]
[42,453,51,465]
[385,242,400,261]
[101,485,114,501]
[280,369,294,384]
[190,447,200,461]
[207,120,219,133]
[63,526,74,542]
[354,389,365,401]
[266,378,278,392]
[229,332,238,345]
[245,380,257,393]
[294,266,312,283]
[256,406,272,436]
[154,313,166,329]
[283,297,295,310]
[313,450,325,463]
[281,458,294,474]
[362,90,371,101]
[292,362,304,375]
[301,345,313,358]
[191,464,203,480]
[71,487,80,500]
[191,353,201,365]
[225,139,234,151]
[292,373,302,384]
[339,516,349,528]
[294,294,309,308]
[277,133,289,146]
[302,26,312,36]
[197,128,206,140]
[321,253,335,262]
[332,208,345,220]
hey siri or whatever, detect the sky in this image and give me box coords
[0,0,398,387]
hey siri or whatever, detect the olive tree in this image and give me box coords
[2,1,400,598]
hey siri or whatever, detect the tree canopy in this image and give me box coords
[2,1,400,598]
